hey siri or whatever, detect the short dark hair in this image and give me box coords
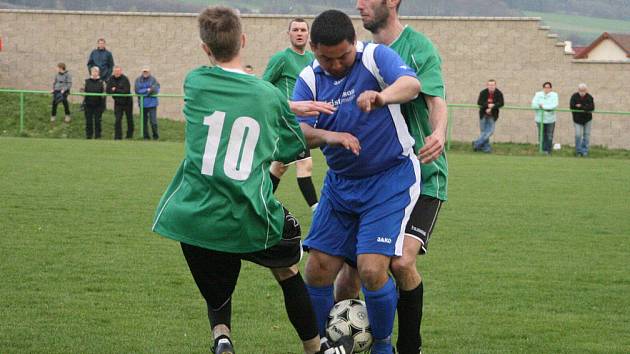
[245,64,253,70]
[310,10,356,46]
[198,6,242,62]
[289,18,309,31]
[396,0,402,11]
[97,38,105,43]
[488,79,496,83]
[57,62,66,70]
[543,81,552,88]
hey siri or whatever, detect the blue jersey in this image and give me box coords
[293,42,418,178]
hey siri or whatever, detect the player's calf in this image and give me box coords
[333,263,361,302]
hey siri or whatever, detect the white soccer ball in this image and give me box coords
[553,143,562,150]
[326,299,373,353]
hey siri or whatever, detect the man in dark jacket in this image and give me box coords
[107,66,134,139]
[473,79,504,153]
[570,83,595,157]
[87,38,115,81]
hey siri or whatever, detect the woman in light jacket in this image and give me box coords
[531,81,558,154]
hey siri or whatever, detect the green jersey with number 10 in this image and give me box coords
[152,66,307,253]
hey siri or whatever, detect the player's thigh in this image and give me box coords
[295,151,313,176]
[180,242,241,306]
[403,195,443,255]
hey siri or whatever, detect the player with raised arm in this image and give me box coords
[334,1,450,353]
[152,7,352,354]
[293,10,422,354]
[263,18,320,212]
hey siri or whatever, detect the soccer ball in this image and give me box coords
[326,299,372,353]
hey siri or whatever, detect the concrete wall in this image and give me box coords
[1,10,630,148]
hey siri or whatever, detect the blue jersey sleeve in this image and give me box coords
[373,44,417,85]
[292,74,317,127]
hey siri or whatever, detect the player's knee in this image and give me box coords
[305,256,335,286]
[358,264,389,291]
[390,254,418,280]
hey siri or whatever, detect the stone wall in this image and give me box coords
[1,10,629,148]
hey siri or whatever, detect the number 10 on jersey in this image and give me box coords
[201,111,261,181]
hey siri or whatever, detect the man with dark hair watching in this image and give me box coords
[152,6,352,354]
[87,38,114,81]
[263,18,320,212]
[474,79,504,153]
[294,9,422,354]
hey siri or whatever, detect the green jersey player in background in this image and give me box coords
[152,6,352,354]
[335,1,449,353]
[263,18,320,212]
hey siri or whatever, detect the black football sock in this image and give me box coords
[297,176,318,207]
[396,282,423,354]
[270,172,281,193]
[208,297,232,331]
[279,272,319,341]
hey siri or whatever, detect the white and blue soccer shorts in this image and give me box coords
[303,156,421,264]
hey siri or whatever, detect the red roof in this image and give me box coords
[574,32,630,59]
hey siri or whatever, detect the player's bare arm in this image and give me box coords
[289,100,336,116]
[419,95,448,164]
[357,76,420,112]
[300,123,361,155]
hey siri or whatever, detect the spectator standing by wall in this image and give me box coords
[135,66,160,140]
[51,62,72,124]
[531,82,558,154]
[570,83,595,157]
[473,79,504,153]
[83,66,105,139]
[87,38,115,81]
[107,66,134,139]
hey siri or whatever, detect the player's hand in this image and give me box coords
[418,133,445,164]
[324,131,361,156]
[485,108,492,114]
[289,100,335,116]
[357,90,386,112]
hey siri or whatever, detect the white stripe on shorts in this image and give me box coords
[395,156,421,256]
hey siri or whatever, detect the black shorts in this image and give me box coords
[404,195,443,255]
[182,208,302,269]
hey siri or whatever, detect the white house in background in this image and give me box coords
[574,32,630,61]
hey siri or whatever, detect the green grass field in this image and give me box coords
[1,136,629,353]
[525,11,630,44]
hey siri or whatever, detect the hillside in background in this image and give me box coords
[2,0,630,44]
